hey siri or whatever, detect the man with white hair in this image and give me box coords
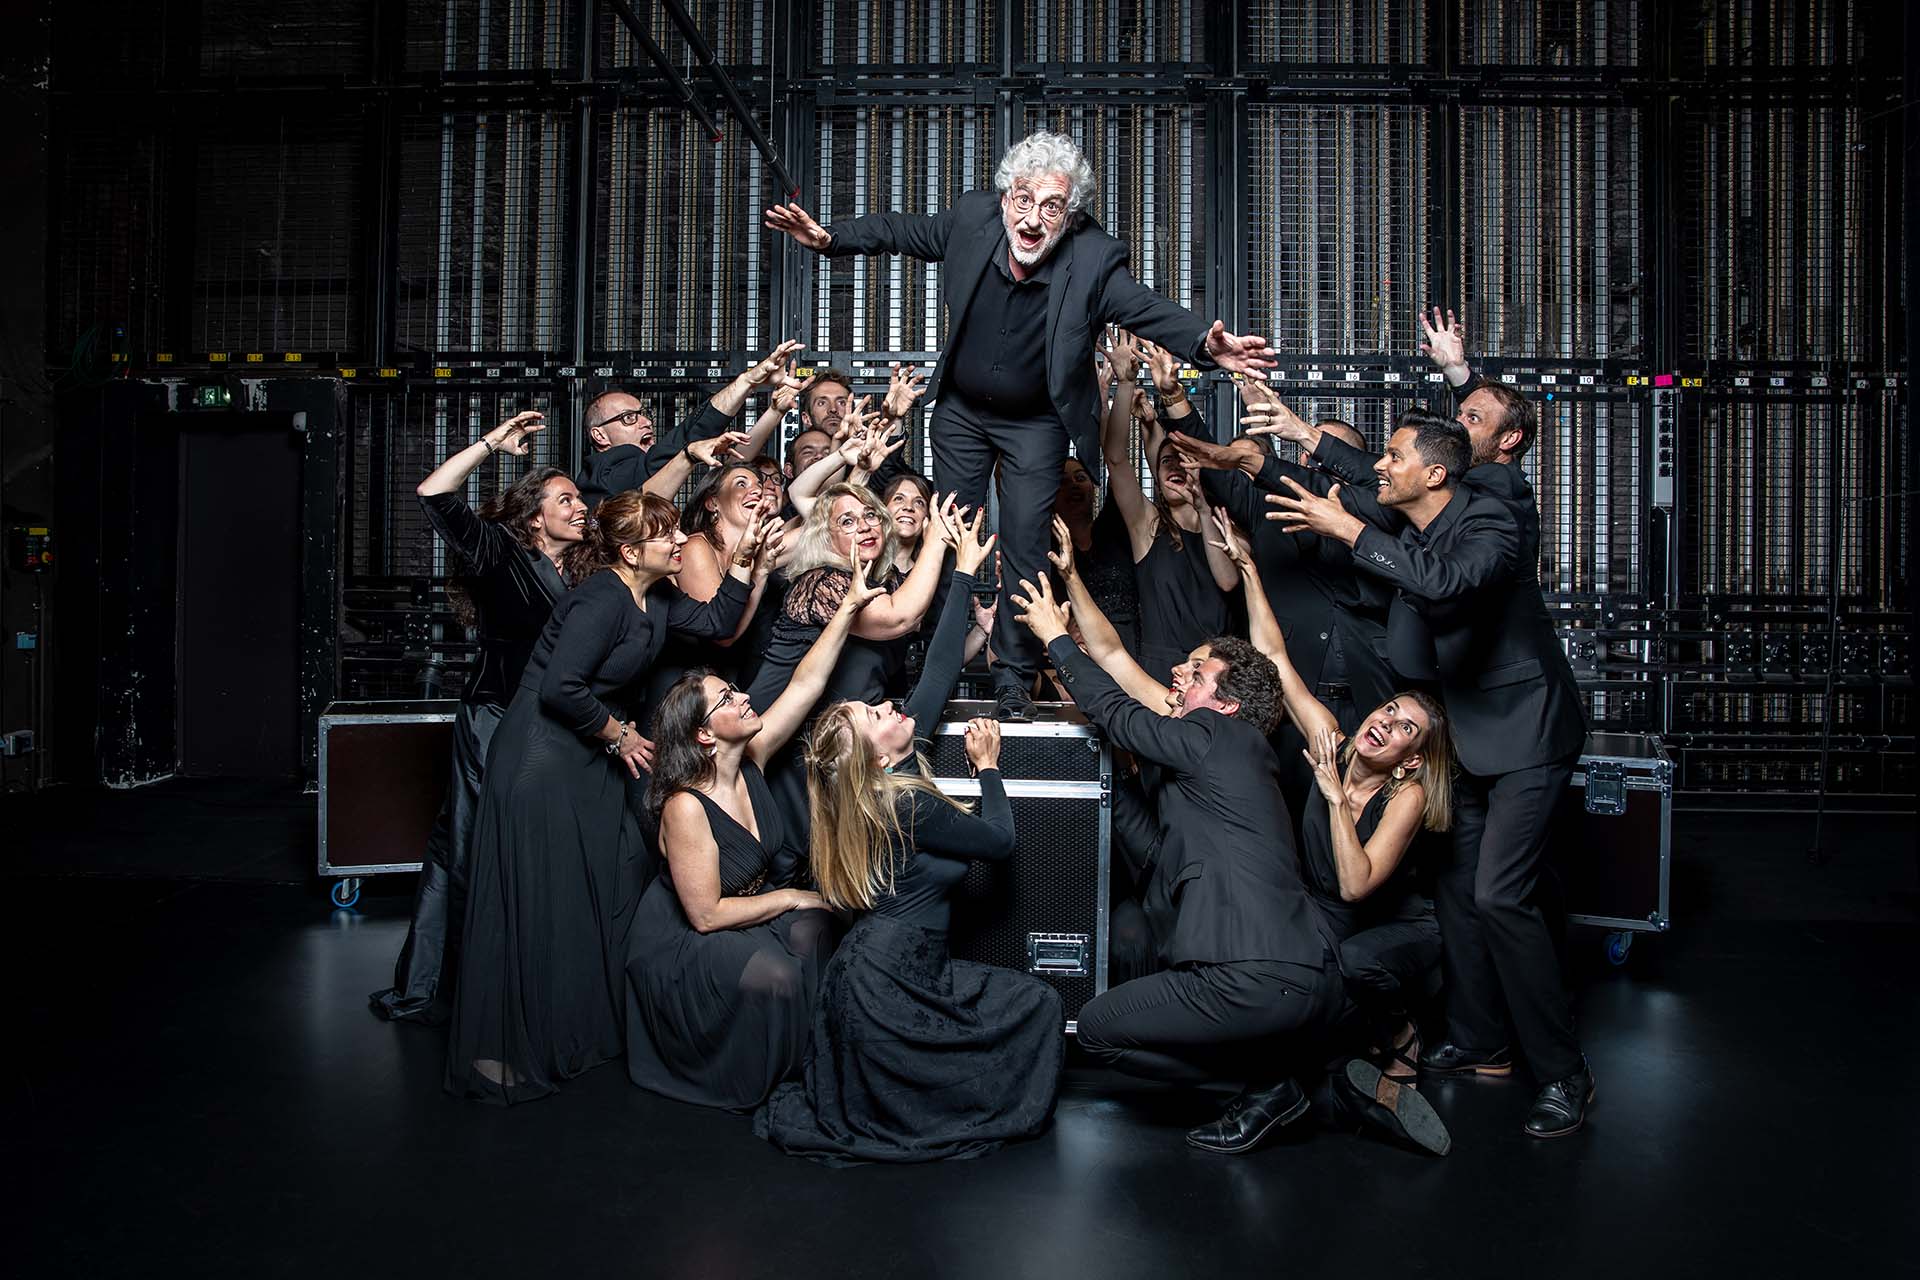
[766,130,1275,720]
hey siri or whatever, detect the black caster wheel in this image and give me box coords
[331,877,363,909]
[1604,931,1633,966]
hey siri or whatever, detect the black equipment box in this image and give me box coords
[926,700,1111,1031]
[317,700,457,886]
[1556,732,1673,954]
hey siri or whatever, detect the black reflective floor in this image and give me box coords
[8,792,1918,1279]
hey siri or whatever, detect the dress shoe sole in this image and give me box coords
[1345,1060,1452,1157]
[1524,1083,1597,1139]
[1184,1092,1312,1155]
[1422,1058,1513,1078]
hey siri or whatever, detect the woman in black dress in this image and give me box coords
[625,553,885,1110]
[1216,510,1453,1088]
[1102,330,1239,679]
[755,512,1065,1165]
[371,410,580,1024]
[444,491,769,1105]
[746,481,957,883]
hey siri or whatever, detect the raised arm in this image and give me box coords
[418,409,545,499]
[660,792,828,934]
[902,505,994,727]
[1013,575,1210,771]
[1418,306,1473,389]
[812,201,959,263]
[749,553,883,767]
[785,429,860,518]
[904,719,1015,863]
[1046,516,1169,707]
[848,494,962,641]
[1304,726,1428,903]
[1101,331,1154,555]
[1208,510,1336,744]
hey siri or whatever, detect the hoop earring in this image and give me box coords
[1392,765,1407,781]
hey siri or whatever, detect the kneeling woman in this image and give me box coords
[625,554,884,1110]
[755,513,1065,1165]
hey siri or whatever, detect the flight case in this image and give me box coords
[924,700,1112,1030]
[1556,731,1674,964]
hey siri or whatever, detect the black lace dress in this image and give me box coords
[443,571,749,1105]
[624,762,834,1110]
[753,577,1064,1164]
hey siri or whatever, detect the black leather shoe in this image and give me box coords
[1422,1042,1513,1077]
[994,685,1037,723]
[1334,1059,1452,1156]
[1524,1061,1595,1138]
[1185,1079,1311,1155]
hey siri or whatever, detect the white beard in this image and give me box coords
[1008,220,1066,268]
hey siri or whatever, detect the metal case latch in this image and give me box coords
[1028,933,1090,977]
[1584,761,1627,816]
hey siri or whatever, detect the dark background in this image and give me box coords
[0,0,1913,808]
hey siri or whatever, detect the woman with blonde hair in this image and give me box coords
[754,510,1064,1165]
[445,490,772,1105]
[745,478,957,884]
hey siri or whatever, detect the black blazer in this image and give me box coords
[823,189,1217,479]
[1271,439,1586,776]
[1046,636,1332,970]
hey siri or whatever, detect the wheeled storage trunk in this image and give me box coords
[924,701,1112,1030]
[1555,731,1674,962]
[317,699,457,904]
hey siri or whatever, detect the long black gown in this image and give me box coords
[371,490,567,1024]
[754,573,1064,1164]
[624,762,834,1110]
[444,570,749,1105]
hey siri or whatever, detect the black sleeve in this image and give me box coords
[538,586,627,737]
[782,566,853,626]
[1351,503,1520,603]
[644,400,737,482]
[821,203,958,263]
[1046,635,1210,772]
[903,570,978,729]
[903,769,1015,862]
[419,491,513,571]
[1093,245,1216,369]
[1254,451,1400,533]
[664,574,752,640]
[1308,432,1382,487]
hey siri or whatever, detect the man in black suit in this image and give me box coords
[765,130,1276,720]
[1264,403,1595,1138]
[1013,576,1344,1151]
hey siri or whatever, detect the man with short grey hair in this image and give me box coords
[767,130,1275,720]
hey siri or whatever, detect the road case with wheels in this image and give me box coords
[317,699,458,905]
[1555,731,1674,964]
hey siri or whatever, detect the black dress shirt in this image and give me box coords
[942,236,1053,415]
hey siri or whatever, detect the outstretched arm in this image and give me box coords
[1046,517,1170,707]
[1418,306,1473,389]
[1207,510,1336,744]
[750,553,882,766]
[803,201,959,263]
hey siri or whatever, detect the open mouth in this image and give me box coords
[857,535,878,550]
[1364,725,1387,748]
[1015,227,1045,253]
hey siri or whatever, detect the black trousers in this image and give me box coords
[369,699,502,1024]
[1076,957,1343,1088]
[928,393,1068,692]
[1437,754,1585,1082]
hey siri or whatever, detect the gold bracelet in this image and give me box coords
[732,554,756,569]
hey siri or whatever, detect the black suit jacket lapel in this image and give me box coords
[945,212,1003,339]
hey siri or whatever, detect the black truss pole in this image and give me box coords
[604,0,723,143]
[654,0,799,198]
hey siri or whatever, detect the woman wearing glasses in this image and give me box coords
[744,482,959,884]
[623,553,885,1110]
[444,491,772,1105]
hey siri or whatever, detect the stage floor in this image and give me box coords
[7,790,1917,1278]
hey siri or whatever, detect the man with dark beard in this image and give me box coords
[766,130,1276,721]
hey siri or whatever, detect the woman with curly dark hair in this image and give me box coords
[371,410,581,1026]
[445,490,773,1105]
[624,552,885,1110]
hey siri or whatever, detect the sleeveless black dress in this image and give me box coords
[444,572,750,1105]
[1299,783,1440,1005]
[1132,521,1230,680]
[624,762,834,1110]
[754,577,1063,1165]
